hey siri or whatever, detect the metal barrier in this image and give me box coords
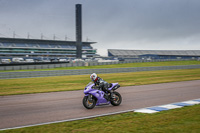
[0,59,194,71]
[0,65,200,79]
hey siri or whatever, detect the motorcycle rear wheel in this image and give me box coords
[83,96,96,109]
[111,91,122,106]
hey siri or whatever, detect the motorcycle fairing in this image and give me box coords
[84,82,119,106]
[108,83,120,91]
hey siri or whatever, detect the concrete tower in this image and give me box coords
[76,4,82,58]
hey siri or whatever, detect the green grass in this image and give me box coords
[0,68,200,96]
[1,60,200,72]
[2,104,200,133]
[1,61,200,132]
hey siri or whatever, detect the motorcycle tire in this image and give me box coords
[111,91,122,106]
[82,95,96,109]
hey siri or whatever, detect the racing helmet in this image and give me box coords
[90,73,98,82]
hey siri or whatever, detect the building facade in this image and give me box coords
[108,49,200,59]
[0,37,97,59]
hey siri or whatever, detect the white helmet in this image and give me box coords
[90,73,97,82]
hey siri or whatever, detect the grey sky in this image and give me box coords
[0,0,200,56]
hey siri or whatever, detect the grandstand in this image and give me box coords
[108,49,200,59]
[0,37,97,59]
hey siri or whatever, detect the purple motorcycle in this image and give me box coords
[83,82,122,109]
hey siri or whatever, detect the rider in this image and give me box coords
[90,73,113,100]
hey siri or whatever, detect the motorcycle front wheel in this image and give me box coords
[82,95,96,109]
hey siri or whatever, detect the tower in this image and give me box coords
[76,4,82,58]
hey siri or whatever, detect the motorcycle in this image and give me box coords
[82,82,122,109]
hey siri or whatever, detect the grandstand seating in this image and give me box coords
[39,44,50,48]
[82,46,92,49]
[108,49,200,59]
[0,42,92,49]
[1,43,12,47]
[15,43,27,47]
[0,38,97,58]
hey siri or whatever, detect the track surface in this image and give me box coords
[0,80,200,129]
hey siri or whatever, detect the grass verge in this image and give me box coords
[1,60,200,72]
[1,104,200,133]
[0,68,200,96]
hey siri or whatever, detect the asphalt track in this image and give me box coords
[0,80,200,130]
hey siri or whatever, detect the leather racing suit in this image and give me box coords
[94,77,110,93]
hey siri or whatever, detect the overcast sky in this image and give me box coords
[0,0,200,56]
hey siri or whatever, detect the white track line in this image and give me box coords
[0,109,134,131]
[1,98,199,131]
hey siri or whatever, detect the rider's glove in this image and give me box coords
[93,86,100,90]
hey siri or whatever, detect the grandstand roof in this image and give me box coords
[0,37,96,46]
[108,49,200,57]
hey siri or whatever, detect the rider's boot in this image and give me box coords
[104,93,109,101]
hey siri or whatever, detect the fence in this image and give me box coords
[1,65,200,79]
[0,59,194,71]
